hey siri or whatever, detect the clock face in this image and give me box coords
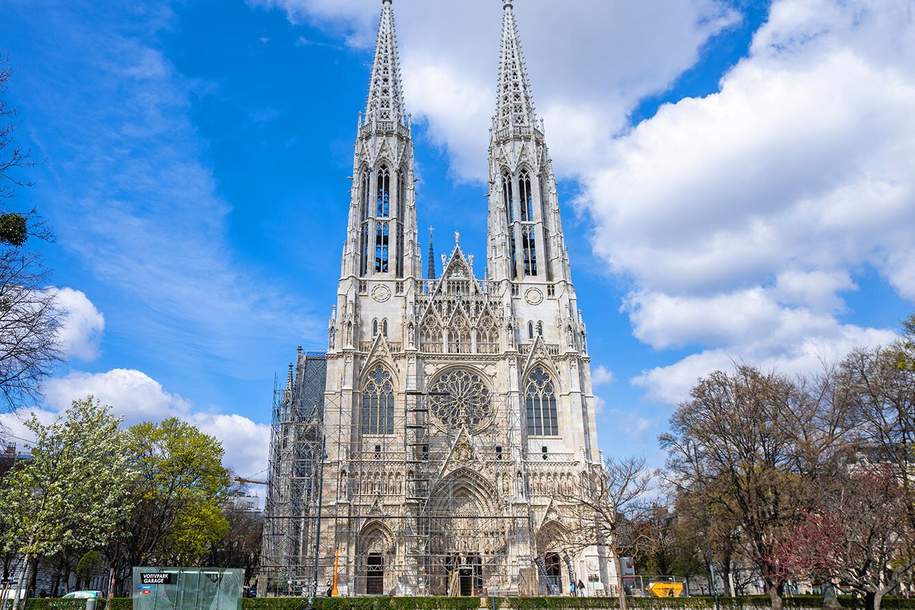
[524,288,544,305]
[371,284,392,303]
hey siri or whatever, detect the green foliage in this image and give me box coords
[243,598,480,610]
[105,599,132,610]
[24,600,91,610]
[0,398,136,558]
[0,212,27,246]
[24,600,132,610]
[75,550,104,583]
[111,418,231,569]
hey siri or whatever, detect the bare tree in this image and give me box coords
[558,457,654,610]
[1,66,33,204]
[660,366,856,610]
[0,65,60,411]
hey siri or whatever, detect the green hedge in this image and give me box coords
[27,595,915,610]
[244,598,480,610]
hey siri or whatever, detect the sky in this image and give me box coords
[1,0,914,478]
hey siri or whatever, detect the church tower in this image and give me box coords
[264,0,607,598]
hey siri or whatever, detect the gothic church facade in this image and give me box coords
[271,0,607,597]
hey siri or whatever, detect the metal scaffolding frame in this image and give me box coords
[259,279,596,598]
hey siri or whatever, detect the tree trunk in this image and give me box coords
[615,554,628,610]
[13,553,32,610]
[107,566,116,602]
[864,590,887,610]
[768,585,784,610]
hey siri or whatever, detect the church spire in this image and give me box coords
[365,0,405,125]
[494,0,536,132]
[486,0,572,286]
[426,227,436,279]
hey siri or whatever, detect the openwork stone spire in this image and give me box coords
[365,0,406,125]
[494,0,536,131]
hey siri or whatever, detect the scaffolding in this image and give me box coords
[260,277,600,597]
[260,351,328,597]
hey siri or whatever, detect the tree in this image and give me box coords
[74,550,104,591]
[106,418,230,596]
[559,457,654,610]
[0,65,60,411]
[0,398,135,609]
[660,366,856,610]
[0,66,33,209]
[776,465,914,610]
[668,481,747,596]
[207,500,263,585]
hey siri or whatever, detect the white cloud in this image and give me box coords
[251,0,738,181]
[575,0,915,402]
[190,413,272,477]
[18,2,325,387]
[40,369,269,476]
[43,369,191,422]
[49,287,105,362]
[253,0,911,406]
[633,321,897,405]
[591,365,615,387]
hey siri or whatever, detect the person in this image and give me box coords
[570,580,577,597]
[577,580,586,597]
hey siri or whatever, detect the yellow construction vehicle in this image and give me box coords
[648,581,684,597]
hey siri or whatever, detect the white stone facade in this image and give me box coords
[316,0,608,597]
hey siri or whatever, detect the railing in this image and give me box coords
[416,278,500,297]
[360,119,410,139]
[492,124,544,143]
[359,341,402,353]
[518,342,561,356]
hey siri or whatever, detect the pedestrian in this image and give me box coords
[577,580,586,597]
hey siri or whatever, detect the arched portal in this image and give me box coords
[356,521,394,595]
[426,468,507,596]
[537,521,571,596]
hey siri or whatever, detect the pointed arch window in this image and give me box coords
[375,222,389,272]
[519,171,534,222]
[526,366,558,437]
[448,316,471,354]
[420,317,443,354]
[361,170,370,222]
[382,318,389,338]
[372,318,379,337]
[397,169,406,220]
[395,223,404,278]
[502,171,514,223]
[359,169,370,277]
[537,321,544,337]
[528,321,534,340]
[376,166,391,218]
[522,225,538,276]
[362,367,395,435]
[476,316,498,354]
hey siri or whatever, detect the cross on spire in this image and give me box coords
[494,0,536,131]
[365,0,405,125]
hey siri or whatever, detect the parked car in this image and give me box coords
[62,591,102,599]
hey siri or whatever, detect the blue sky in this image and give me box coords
[2,0,914,476]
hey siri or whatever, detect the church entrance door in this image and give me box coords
[459,567,473,596]
[544,552,562,594]
[366,553,384,595]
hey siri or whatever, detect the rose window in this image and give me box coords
[428,369,493,432]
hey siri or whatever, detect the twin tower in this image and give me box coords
[263,0,607,599]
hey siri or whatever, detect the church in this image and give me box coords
[260,0,608,598]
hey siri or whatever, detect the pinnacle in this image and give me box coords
[364,0,405,124]
[494,0,536,132]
